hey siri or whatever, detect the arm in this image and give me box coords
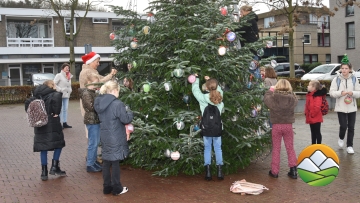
[53,74,63,92]
[115,102,134,125]
[310,96,322,118]
[263,90,274,109]
[351,77,360,98]
[329,77,342,98]
[51,92,62,115]
[191,78,207,103]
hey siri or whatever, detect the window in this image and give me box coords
[346,0,354,16]
[347,22,355,49]
[92,18,108,23]
[303,34,311,44]
[318,33,330,46]
[64,18,76,35]
[304,54,318,64]
[282,35,289,46]
[264,16,274,28]
[326,54,331,63]
[274,65,284,72]
[6,20,49,38]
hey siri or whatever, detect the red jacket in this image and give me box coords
[305,88,327,124]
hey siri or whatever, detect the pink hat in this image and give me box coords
[82,52,100,65]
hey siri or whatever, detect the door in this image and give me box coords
[8,66,22,86]
[43,64,54,74]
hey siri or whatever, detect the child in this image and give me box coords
[260,66,266,81]
[94,81,133,195]
[264,67,277,88]
[305,80,327,144]
[79,80,103,173]
[264,79,298,179]
[192,74,224,181]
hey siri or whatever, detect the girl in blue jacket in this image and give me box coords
[192,75,224,180]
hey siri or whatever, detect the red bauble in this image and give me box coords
[221,7,227,16]
[109,33,115,40]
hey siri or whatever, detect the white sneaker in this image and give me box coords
[338,139,344,148]
[347,147,355,154]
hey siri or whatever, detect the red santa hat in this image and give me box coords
[82,52,100,65]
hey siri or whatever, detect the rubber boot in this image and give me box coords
[205,165,212,181]
[41,165,48,181]
[217,165,224,180]
[288,166,297,179]
[63,122,72,128]
[49,159,66,176]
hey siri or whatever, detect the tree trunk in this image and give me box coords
[288,1,295,78]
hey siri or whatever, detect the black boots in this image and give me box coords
[49,159,66,176]
[41,165,48,181]
[217,165,224,180]
[268,170,278,178]
[63,122,72,128]
[288,166,297,179]
[205,165,212,181]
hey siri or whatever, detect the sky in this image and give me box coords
[101,0,330,14]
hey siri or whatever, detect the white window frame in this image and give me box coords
[283,35,289,46]
[264,16,274,28]
[303,34,311,44]
[347,22,355,49]
[64,18,76,35]
[92,18,108,24]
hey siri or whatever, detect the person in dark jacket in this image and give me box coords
[25,80,66,181]
[79,81,103,173]
[94,81,133,196]
[237,5,259,48]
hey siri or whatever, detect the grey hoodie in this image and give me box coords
[94,94,133,161]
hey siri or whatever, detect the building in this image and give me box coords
[0,7,127,86]
[329,1,359,66]
[256,7,331,65]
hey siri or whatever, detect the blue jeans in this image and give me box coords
[86,124,100,166]
[40,148,62,165]
[60,98,69,123]
[203,136,223,166]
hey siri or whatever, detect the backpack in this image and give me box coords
[200,104,222,137]
[26,98,48,127]
[336,75,357,91]
[320,95,329,115]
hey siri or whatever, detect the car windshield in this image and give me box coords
[33,74,55,80]
[309,65,334,74]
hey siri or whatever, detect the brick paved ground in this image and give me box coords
[1,101,360,203]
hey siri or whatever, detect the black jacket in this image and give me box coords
[25,85,65,152]
[94,94,133,161]
[236,11,259,47]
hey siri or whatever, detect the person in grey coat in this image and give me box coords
[94,81,133,196]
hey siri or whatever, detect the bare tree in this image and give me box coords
[241,0,337,77]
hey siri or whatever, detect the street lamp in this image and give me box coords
[301,37,305,65]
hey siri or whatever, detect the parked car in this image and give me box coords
[27,73,55,86]
[273,63,305,78]
[301,63,360,82]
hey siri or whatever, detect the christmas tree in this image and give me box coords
[110,0,272,176]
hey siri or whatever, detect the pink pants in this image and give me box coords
[271,124,297,175]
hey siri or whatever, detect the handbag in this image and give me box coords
[230,179,269,195]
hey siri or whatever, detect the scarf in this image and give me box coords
[65,71,71,80]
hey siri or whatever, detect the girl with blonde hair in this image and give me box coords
[94,81,133,195]
[192,75,224,181]
[264,79,298,179]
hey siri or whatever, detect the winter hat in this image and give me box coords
[82,52,100,65]
[341,54,350,64]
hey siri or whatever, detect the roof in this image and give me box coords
[257,6,330,19]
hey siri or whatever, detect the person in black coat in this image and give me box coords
[94,81,133,196]
[236,5,259,48]
[25,80,66,181]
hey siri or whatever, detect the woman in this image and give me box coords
[25,80,66,181]
[329,56,360,154]
[237,5,259,47]
[94,81,133,195]
[54,63,73,128]
[192,75,224,181]
[264,67,277,88]
[264,79,298,179]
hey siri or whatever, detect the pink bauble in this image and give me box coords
[126,124,134,133]
[188,75,196,83]
[171,151,181,160]
[344,96,352,104]
[220,7,227,16]
[109,33,115,40]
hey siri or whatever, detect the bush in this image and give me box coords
[286,78,331,92]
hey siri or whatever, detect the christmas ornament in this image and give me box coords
[270,60,277,68]
[109,32,115,40]
[143,26,150,35]
[249,61,257,70]
[257,48,264,57]
[175,121,185,130]
[126,124,134,133]
[128,28,135,36]
[164,149,172,157]
[173,68,184,77]
[344,96,352,104]
[182,95,190,104]
[143,84,151,93]
[218,46,226,56]
[247,81,252,89]
[147,12,156,24]
[231,115,238,121]
[232,14,239,22]
[193,124,200,131]
[220,7,227,16]
[233,39,241,50]
[187,75,196,84]
[341,53,350,64]
[256,104,262,111]
[164,82,172,91]
[113,59,120,67]
[226,32,236,42]
[266,41,273,48]
[132,61,137,68]
[130,38,138,49]
[251,109,257,117]
[171,151,181,160]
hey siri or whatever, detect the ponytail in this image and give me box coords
[206,78,223,104]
